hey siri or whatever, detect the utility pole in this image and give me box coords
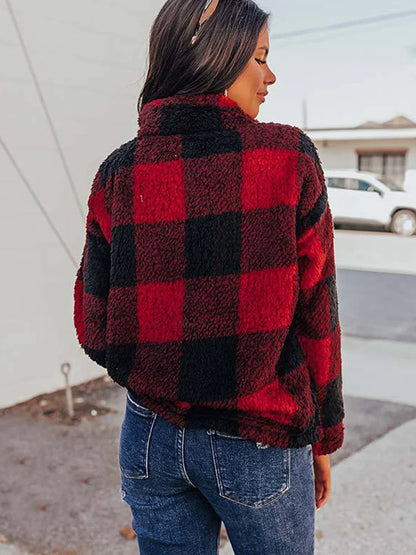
[302,98,308,130]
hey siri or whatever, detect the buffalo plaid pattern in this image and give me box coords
[73,92,345,455]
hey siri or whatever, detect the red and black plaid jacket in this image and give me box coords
[73,92,345,456]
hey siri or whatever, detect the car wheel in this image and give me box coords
[390,210,416,236]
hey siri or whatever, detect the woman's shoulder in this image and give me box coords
[98,137,139,178]
[90,137,138,196]
[246,120,319,163]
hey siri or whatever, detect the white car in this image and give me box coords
[324,170,416,236]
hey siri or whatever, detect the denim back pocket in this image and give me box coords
[208,430,291,508]
[118,391,157,479]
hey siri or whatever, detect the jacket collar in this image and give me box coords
[137,92,257,137]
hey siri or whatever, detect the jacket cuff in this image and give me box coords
[312,420,345,456]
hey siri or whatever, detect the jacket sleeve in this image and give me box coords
[295,130,345,456]
[73,169,111,369]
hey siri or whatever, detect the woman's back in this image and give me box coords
[74,91,344,456]
[74,1,345,549]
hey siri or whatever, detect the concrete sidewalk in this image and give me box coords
[314,417,416,555]
[341,335,416,407]
[0,377,415,554]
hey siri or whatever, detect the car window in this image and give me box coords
[376,175,402,190]
[327,177,346,189]
[358,180,374,191]
[344,179,360,190]
[327,177,377,191]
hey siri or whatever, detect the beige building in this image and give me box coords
[305,116,416,192]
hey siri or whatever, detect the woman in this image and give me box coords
[73,0,345,553]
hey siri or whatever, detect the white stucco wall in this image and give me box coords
[2,1,415,409]
[1,0,165,408]
[313,138,416,184]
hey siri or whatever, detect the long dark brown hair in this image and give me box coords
[137,0,270,112]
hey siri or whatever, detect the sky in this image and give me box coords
[255,0,416,129]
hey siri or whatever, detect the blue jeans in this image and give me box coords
[119,389,315,554]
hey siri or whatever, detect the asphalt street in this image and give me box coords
[337,268,416,342]
[334,228,416,343]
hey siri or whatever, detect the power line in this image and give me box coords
[271,10,416,40]
[1,136,78,268]
[5,0,85,221]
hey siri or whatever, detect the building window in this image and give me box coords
[358,153,406,186]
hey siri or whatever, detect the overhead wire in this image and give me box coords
[1,136,78,268]
[271,10,416,40]
[5,0,85,221]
